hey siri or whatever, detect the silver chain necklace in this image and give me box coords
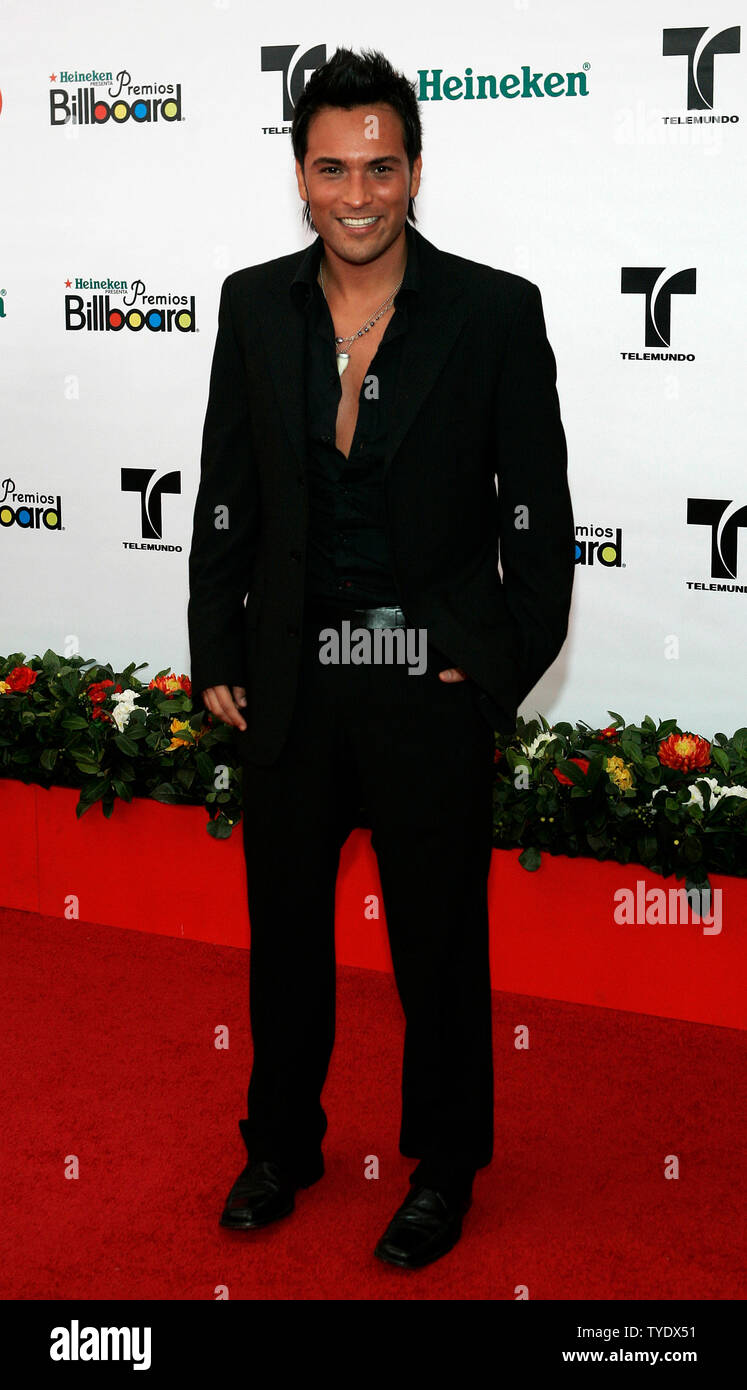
[318,259,403,377]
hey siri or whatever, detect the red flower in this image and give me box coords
[598,725,618,740]
[4,665,39,692]
[91,706,112,723]
[553,756,590,786]
[149,673,192,698]
[87,679,121,705]
[658,733,710,772]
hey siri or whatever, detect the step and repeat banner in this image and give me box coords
[1,0,744,738]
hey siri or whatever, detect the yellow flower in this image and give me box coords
[605,755,634,791]
[0,681,8,694]
[168,717,194,750]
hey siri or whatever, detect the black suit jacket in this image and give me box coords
[187,224,575,765]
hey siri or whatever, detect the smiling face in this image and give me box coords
[295,102,421,265]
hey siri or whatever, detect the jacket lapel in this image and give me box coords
[257,226,470,480]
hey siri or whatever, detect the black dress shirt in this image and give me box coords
[289,220,420,609]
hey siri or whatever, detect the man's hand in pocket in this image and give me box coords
[202,685,248,730]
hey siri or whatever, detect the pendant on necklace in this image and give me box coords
[336,352,350,377]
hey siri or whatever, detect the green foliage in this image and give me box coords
[2,657,747,881]
[492,711,747,885]
[0,651,242,838]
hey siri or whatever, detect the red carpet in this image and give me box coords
[2,906,745,1300]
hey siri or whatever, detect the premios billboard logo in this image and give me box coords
[575,523,624,568]
[687,498,747,592]
[49,67,182,126]
[64,277,196,333]
[259,43,590,132]
[0,477,62,532]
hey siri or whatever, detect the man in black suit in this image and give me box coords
[187,47,574,1269]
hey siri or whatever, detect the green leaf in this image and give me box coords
[584,754,605,788]
[113,734,139,757]
[150,782,178,802]
[195,751,215,781]
[207,815,234,840]
[518,845,541,871]
[73,759,103,775]
[586,832,608,851]
[59,670,82,697]
[711,747,730,775]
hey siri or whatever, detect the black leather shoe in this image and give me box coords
[219,1157,324,1230]
[374,1184,472,1269]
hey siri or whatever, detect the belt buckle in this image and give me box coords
[361,604,405,629]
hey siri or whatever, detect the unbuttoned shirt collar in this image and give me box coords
[290,218,420,312]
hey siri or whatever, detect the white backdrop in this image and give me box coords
[2,0,745,739]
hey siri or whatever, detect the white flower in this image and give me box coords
[110,688,140,732]
[111,688,139,708]
[649,777,747,811]
[684,777,747,810]
[719,784,747,801]
[519,731,557,760]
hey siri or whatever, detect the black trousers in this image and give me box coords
[235,600,497,1188]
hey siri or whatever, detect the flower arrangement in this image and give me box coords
[2,652,746,885]
[0,652,242,839]
[493,714,747,889]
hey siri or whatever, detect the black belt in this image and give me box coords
[306,600,407,629]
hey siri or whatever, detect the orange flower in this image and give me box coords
[150,673,192,698]
[553,756,590,786]
[658,732,711,772]
[3,665,39,692]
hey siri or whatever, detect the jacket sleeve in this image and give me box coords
[494,281,575,708]
[187,274,261,714]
